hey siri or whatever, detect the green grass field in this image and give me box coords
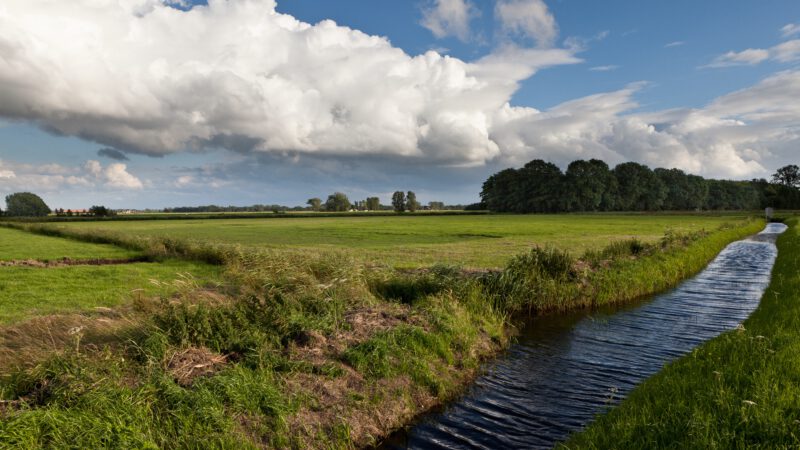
[0,226,140,261]
[0,260,222,324]
[49,214,751,268]
[0,213,771,448]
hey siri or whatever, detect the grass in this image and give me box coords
[0,214,772,448]
[0,226,140,261]
[0,261,222,324]
[562,218,800,449]
[47,213,750,268]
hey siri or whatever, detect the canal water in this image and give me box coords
[386,223,787,450]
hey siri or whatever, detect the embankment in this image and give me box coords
[561,217,800,449]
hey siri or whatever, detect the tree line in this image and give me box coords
[481,160,800,213]
[307,191,441,213]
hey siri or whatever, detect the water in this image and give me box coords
[386,223,788,450]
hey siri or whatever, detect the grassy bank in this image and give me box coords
[562,218,800,449]
[0,217,764,448]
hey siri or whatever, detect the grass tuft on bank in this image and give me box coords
[562,218,800,449]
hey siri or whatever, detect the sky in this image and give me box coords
[1,0,799,209]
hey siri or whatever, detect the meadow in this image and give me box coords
[0,213,768,448]
[0,226,140,262]
[0,224,221,324]
[48,213,750,268]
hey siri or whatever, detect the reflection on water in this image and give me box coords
[387,223,787,450]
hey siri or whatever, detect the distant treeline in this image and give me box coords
[162,202,471,213]
[163,204,302,213]
[481,159,800,213]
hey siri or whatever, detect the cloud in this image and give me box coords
[705,39,800,67]
[706,48,770,67]
[488,69,800,179]
[772,39,800,62]
[0,159,143,195]
[0,161,16,179]
[495,0,558,48]
[0,0,579,168]
[103,163,144,189]
[420,0,477,42]
[97,147,130,161]
[0,0,798,187]
[589,65,618,72]
[664,41,685,48]
[781,23,800,38]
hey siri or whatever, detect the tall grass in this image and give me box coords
[561,218,800,449]
[484,219,763,315]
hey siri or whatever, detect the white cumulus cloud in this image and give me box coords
[495,0,558,48]
[420,0,477,42]
[0,0,579,167]
[0,0,798,185]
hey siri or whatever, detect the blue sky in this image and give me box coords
[1,0,799,208]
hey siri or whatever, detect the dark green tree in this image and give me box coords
[613,162,666,211]
[565,159,613,211]
[365,197,381,211]
[406,191,419,212]
[772,165,800,188]
[5,192,50,217]
[428,201,444,210]
[481,168,521,213]
[306,198,322,211]
[88,205,114,217]
[518,160,565,213]
[324,192,351,212]
[392,191,406,213]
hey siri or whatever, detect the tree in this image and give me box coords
[324,193,351,212]
[518,160,565,213]
[365,197,381,211]
[307,198,322,211]
[428,201,444,210]
[89,205,114,217]
[406,191,419,212]
[772,165,800,188]
[565,159,613,211]
[5,192,50,217]
[613,162,666,211]
[481,168,521,213]
[392,191,406,213]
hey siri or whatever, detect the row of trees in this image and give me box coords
[481,160,800,213]
[307,191,440,213]
[1,192,118,217]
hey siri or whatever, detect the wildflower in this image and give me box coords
[68,326,86,336]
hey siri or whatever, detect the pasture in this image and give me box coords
[49,213,750,268]
[0,226,221,323]
[0,212,767,448]
[0,226,140,261]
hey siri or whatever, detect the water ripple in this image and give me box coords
[386,223,787,450]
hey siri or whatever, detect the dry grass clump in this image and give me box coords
[166,347,228,387]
